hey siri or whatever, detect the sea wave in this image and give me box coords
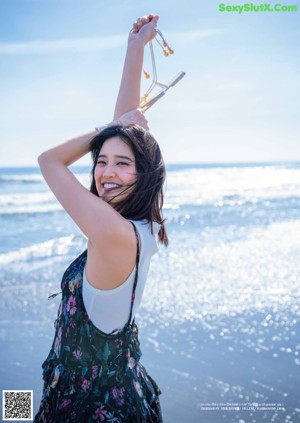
[0,235,85,265]
[0,170,90,188]
[0,192,62,214]
[0,174,43,184]
[164,195,300,230]
[165,166,300,207]
[0,165,299,216]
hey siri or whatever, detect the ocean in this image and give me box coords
[0,162,299,422]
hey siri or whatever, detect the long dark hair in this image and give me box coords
[89,124,168,246]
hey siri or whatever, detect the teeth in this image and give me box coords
[103,183,120,189]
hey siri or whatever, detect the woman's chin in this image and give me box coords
[102,192,123,205]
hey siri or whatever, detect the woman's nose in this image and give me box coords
[102,164,116,177]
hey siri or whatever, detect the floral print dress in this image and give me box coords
[34,223,163,423]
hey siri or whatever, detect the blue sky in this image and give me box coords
[0,0,299,165]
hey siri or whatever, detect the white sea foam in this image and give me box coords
[0,174,43,183]
[0,192,62,214]
[0,166,299,216]
[0,235,83,265]
[165,166,300,207]
[0,172,91,214]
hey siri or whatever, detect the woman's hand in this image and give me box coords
[113,14,159,120]
[113,109,149,130]
[130,13,159,46]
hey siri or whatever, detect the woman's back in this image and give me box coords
[82,220,160,334]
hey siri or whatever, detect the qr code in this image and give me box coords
[2,390,33,421]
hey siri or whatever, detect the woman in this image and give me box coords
[34,13,167,423]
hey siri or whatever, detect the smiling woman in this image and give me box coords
[94,136,137,204]
[34,13,166,423]
[89,125,167,237]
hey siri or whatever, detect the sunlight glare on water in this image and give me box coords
[0,164,299,423]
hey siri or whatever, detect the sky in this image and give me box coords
[0,0,299,166]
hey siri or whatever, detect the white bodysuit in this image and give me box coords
[82,220,159,334]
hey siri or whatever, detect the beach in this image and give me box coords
[0,163,299,422]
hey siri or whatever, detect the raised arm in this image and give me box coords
[38,109,147,246]
[113,14,159,120]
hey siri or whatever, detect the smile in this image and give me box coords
[102,183,122,191]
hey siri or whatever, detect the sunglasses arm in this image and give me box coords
[141,91,166,112]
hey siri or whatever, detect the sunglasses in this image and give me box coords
[141,71,186,111]
[140,31,186,112]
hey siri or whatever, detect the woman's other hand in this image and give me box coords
[130,13,159,45]
[114,109,149,130]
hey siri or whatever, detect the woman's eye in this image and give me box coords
[97,161,130,166]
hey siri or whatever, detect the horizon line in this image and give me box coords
[0,159,299,169]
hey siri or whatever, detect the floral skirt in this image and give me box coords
[34,359,163,423]
[34,248,163,423]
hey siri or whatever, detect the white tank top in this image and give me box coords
[82,220,159,334]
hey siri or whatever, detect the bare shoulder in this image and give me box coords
[85,219,138,290]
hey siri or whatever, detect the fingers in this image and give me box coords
[133,16,149,33]
[131,109,149,130]
[118,109,149,131]
[132,13,159,33]
[150,15,159,28]
[136,109,149,130]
